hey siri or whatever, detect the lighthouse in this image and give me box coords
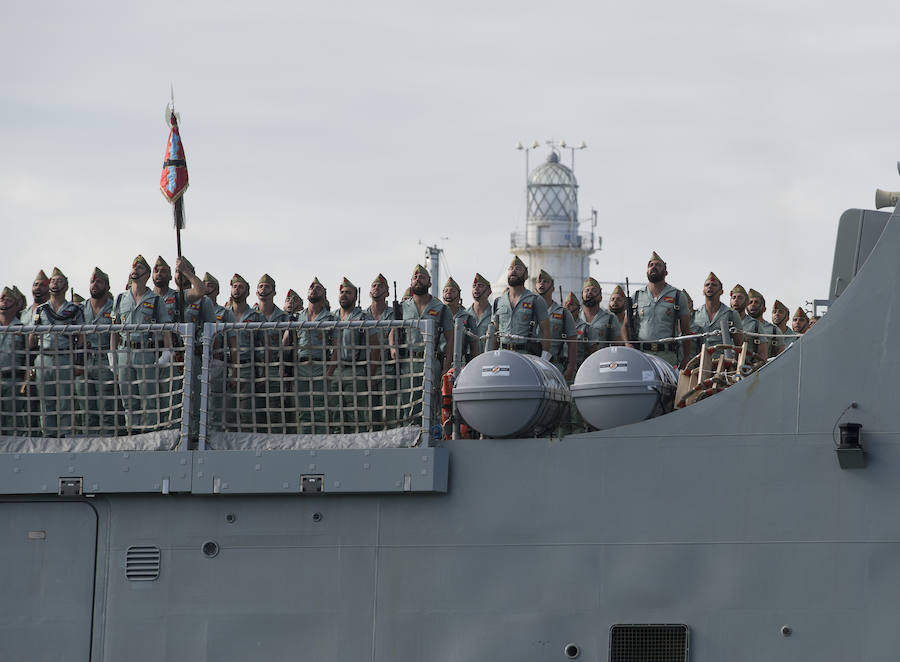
[510,149,598,299]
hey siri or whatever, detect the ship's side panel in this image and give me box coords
[0,501,97,662]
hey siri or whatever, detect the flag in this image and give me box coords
[160,111,189,204]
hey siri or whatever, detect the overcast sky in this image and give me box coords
[3,1,899,313]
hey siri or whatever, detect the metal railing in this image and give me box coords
[0,319,437,450]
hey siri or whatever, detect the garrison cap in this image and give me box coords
[793,307,809,319]
[286,288,300,299]
[1,286,13,299]
[772,299,788,314]
[443,277,460,292]
[310,276,325,291]
[610,285,625,297]
[202,272,219,287]
[372,273,388,288]
[412,264,430,280]
[340,277,357,291]
[583,276,601,291]
[230,273,248,286]
[648,251,665,265]
[747,288,765,304]
[132,255,150,270]
[91,267,109,283]
[35,269,49,284]
[705,272,721,286]
[50,267,66,280]
[72,292,85,304]
[563,291,580,308]
[154,256,169,269]
[509,255,528,272]
[473,273,491,289]
[258,273,276,288]
[537,269,554,283]
[179,256,195,273]
[730,283,747,296]
[12,286,26,309]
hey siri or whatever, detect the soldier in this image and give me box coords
[152,256,180,320]
[11,286,27,318]
[467,273,492,355]
[631,252,692,368]
[72,292,85,304]
[564,292,581,321]
[394,265,453,426]
[770,299,792,354]
[730,284,749,322]
[19,269,49,324]
[690,272,743,358]
[536,270,577,381]
[171,258,218,438]
[0,287,25,432]
[489,256,550,359]
[32,267,85,436]
[111,255,170,431]
[77,267,117,433]
[331,277,381,429]
[745,289,778,360]
[442,277,477,363]
[364,274,396,426]
[288,277,335,433]
[284,289,304,318]
[792,307,810,334]
[252,274,291,432]
[607,285,626,327]
[201,272,236,426]
[581,277,627,356]
[226,273,266,430]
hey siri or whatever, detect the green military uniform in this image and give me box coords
[364,301,396,427]
[208,301,235,428]
[742,314,776,358]
[182,296,217,437]
[442,306,476,361]
[400,279,453,427]
[78,290,117,433]
[34,291,85,437]
[492,288,549,352]
[253,285,291,433]
[581,308,622,352]
[225,279,266,431]
[0,306,25,433]
[633,284,690,366]
[691,302,742,359]
[467,273,493,354]
[332,299,379,430]
[113,272,171,431]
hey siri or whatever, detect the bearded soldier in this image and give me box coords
[535,270,576,381]
[441,277,476,363]
[467,273,492,355]
[632,252,692,368]
[77,267,117,433]
[32,267,85,436]
[690,272,743,358]
[489,256,550,359]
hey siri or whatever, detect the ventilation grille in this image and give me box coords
[126,546,161,581]
[609,624,689,662]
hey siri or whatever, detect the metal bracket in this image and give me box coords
[58,477,83,496]
[300,474,324,494]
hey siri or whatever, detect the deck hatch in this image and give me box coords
[126,545,161,581]
[609,624,689,662]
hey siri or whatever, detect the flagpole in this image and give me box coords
[174,197,185,323]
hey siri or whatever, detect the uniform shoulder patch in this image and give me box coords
[521,301,533,309]
[427,309,439,316]
[552,312,563,319]
[663,296,675,303]
[142,301,154,309]
[102,312,111,318]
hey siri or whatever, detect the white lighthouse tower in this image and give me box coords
[510,146,598,299]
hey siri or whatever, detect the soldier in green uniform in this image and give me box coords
[631,252,692,368]
[441,277,476,363]
[489,256,550,359]
[581,277,626,355]
[226,273,266,430]
[150,256,181,423]
[77,267,117,433]
[284,289,304,318]
[252,274,291,433]
[395,265,453,427]
[690,272,743,359]
[536,270,577,381]
[791,307,810,335]
[0,287,25,433]
[744,288,775,360]
[201,272,236,427]
[11,286,27,318]
[112,255,171,431]
[467,273,492,355]
[287,277,335,434]
[771,300,791,354]
[364,273,396,426]
[32,267,85,437]
[332,277,381,429]
[607,285,626,328]
[19,269,49,324]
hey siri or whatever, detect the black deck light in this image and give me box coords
[836,421,865,469]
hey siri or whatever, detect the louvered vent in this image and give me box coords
[126,546,161,581]
[609,624,689,662]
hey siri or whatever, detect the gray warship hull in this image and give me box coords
[2,206,897,661]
